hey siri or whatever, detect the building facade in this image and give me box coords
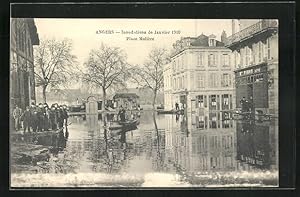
[225,19,278,115]
[10,18,39,110]
[165,34,235,113]
[163,62,173,110]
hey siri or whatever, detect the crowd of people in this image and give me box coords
[12,102,69,133]
[240,96,255,113]
[240,96,256,120]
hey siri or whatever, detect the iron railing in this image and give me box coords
[225,20,278,47]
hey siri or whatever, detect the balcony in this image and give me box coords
[225,20,278,49]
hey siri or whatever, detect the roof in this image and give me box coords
[170,33,226,58]
[190,34,224,47]
[113,93,139,99]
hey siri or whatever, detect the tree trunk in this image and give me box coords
[153,112,161,169]
[42,85,47,103]
[102,87,106,111]
[152,90,157,110]
[102,87,107,127]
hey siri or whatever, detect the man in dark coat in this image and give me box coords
[21,106,31,133]
[13,105,22,131]
[37,103,45,132]
[49,107,57,130]
[43,103,50,131]
[62,105,69,127]
[118,106,126,122]
[175,102,179,111]
[57,106,64,129]
[31,109,39,132]
[29,102,36,130]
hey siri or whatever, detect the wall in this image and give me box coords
[10,18,38,110]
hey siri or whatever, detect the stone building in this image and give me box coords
[10,18,39,110]
[163,62,173,110]
[165,33,235,114]
[225,19,278,115]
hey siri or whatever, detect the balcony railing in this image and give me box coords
[225,20,278,47]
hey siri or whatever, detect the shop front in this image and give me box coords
[235,63,269,112]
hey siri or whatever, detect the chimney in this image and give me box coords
[221,30,227,43]
[232,19,240,35]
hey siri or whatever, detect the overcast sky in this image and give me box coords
[34,19,232,67]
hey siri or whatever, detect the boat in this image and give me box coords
[157,109,184,115]
[108,119,139,131]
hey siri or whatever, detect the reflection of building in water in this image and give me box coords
[164,33,235,112]
[190,111,234,130]
[164,113,237,172]
[66,140,86,159]
[236,120,277,170]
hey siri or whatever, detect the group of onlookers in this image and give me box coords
[240,96,254,113]
[12,102,69,133]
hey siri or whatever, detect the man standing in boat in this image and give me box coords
[118,105,126,122]
[175,102,179,111]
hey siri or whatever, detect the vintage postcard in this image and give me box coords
[10,18,279,188]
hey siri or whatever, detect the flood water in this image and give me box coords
[11,110,278,187]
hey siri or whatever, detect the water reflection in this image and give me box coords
[236,120,276,169]
[65,111,277,174]
[12,110,278,186]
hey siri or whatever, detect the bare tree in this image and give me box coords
[131,48,169,109]
[79,43,128,110]
[34,38,77,103]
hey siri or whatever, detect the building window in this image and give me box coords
[197,95,204,108]
[190,72,194,90]
[211,95,217,106]
[222,94,229,109]
[245,46,252,66]
[252,43,256,64]
[222,54,230,67]
[173,78,176,89]
[197,53,204,67]
[258,41,263,63]
[234,51,240,69]
[267,38,271,59]
[208,54,216,67]
[172,61,175,72]
[180,77,183,89]
[181,56,184,70]
[209,39,216,47]
[197,73,205,88]
[209,73,218,88]
[240,48,244,67]
[221,73,231,87]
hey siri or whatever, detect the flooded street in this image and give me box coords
[11,111,278,187]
